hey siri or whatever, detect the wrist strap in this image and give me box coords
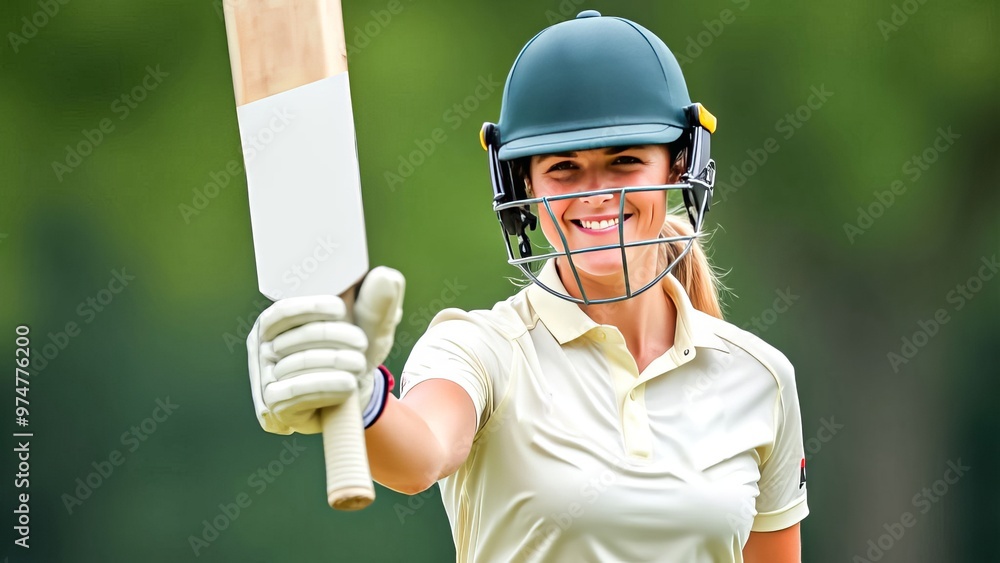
[362,365,394,428]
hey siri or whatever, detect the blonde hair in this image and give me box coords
[658,214,726,319]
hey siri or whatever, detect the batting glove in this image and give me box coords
[247,266,405,434]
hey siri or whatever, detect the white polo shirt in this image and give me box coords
[400,261,808,562]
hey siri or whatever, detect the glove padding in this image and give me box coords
[247,266,405,434]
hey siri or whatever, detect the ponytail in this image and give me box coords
[658,214,725,319]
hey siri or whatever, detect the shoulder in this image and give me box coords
[423,288,533,343]
[404,292,533,420]
[694,310,796,392]
[407,289,533,366]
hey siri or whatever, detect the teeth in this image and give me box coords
[581,218,619,230]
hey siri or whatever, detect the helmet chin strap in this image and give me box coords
[484,122,538,257]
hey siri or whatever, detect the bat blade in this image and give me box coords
[238,75,367,301]
[224,0,376,511]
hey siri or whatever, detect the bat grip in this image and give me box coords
[321,288,375,510]
[321,398,374,510]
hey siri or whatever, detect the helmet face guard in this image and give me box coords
[482,103,718,305]
[483,12,718,304]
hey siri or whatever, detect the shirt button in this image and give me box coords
[628,389,637,401]
[596,330,607,341]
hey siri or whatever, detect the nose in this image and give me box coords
[579,189,615,206]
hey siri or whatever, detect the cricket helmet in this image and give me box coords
[481,10,718,304]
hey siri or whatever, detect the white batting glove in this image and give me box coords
[247,266,405,434]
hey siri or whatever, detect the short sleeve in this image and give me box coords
[751,355,809,532]
[399,309,504,433]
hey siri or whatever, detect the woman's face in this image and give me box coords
[527,144,674,282]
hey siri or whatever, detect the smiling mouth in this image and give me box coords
[570,215,633,232]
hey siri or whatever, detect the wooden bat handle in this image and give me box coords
[321,287,375,510]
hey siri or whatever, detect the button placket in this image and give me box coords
[622,384,651,458]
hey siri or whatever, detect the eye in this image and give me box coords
[612,155,644,165]
[546,160,577,173]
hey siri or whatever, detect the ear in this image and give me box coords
[514,156,534,197]
[668,146,687,183]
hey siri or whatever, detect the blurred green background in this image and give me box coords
[1,0,998,561]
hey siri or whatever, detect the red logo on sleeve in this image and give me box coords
[799,458,807,489]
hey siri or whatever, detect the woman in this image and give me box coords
[247,11,808,562]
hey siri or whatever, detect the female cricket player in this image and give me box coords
[247,11,808,562]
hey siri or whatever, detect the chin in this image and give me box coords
[560,246,658,286]
[564,250,626,277]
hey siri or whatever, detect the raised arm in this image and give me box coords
[247,267,477,496]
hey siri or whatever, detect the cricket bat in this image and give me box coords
[223,0,374,510]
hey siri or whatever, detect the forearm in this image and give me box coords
[364,379,477,495]
[364,394,448,494]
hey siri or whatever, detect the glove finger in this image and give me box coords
[264,403,323,434]
[271,322,368,359]
[355,267,406,333]
[264,370,358,409]
[272,349,367,381]
[264,372,359,434]
[247,320,291,434]
[267,405,322,434]
[270,389,356,419]
[354,266,405,366]
[259,295,347,341]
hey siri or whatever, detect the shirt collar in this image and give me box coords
[526,260,729,353]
